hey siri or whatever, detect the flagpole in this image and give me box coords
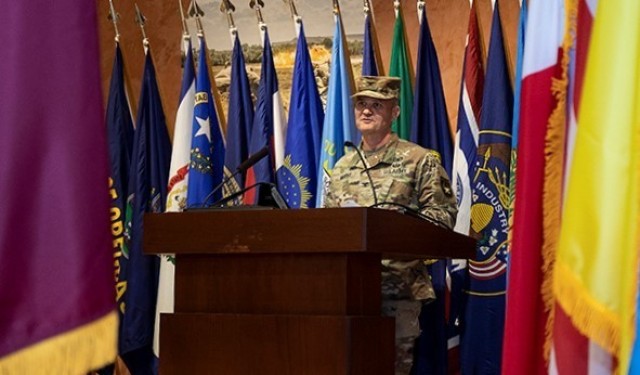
[108,0,121,42]
[249,0,267,46]
[332,0,355,91]
[219,0,238,46]
[108,0,137,120]
[134,4,149,51]
[188,0,227,131]
[178,0,192,66]
[285,0,303,37]
[363,0,385,75]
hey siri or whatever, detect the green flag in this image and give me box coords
[388,7,414,140]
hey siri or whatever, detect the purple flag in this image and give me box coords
[0,1,116,373]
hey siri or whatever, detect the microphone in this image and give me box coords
[236,146,270,174]
[188,146,270,209]
[207,181,288,209]
[344,141,378,206]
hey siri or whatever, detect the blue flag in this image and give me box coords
[409,9,452,375]
[187,36,226,206]
[507,0,527,233]
[106,43,135,360]
[224,34,254,193]
[449,3,484,372]
[460,3,513,374]
[362,12,380,76]
[276,23,324,209]
[106,43,134,213]
[121,50,171,374]
[244,30,286,205]
[316,14,357,207]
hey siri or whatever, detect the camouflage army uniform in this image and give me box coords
[325,134,457,374]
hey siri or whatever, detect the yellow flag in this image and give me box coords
[552,0,640,372]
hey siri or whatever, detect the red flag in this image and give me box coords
[502,1,564,373]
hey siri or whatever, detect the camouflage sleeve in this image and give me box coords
[415,153,458,229]
[324,174,338,208]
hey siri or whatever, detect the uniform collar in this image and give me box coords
[347,133,400,169]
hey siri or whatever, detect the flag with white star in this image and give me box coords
[187,36,226,207]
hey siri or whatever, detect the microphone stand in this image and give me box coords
[344,141,378,206]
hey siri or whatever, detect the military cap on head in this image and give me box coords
[352,76,401,100]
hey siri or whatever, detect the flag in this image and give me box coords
[410,8,452,175]
[315,13,357,207]
[224,34,255,193]
[153,38,195,357]
[550,1,605,372]
[506,0,527,214]
[362,11,382,76]
[187,36,226,207]
[0,2,116,372]
[552,0,639,372]
[501,0,565,373]
[388,6,414,140]
[448,2,484,372]
[120,50,171,374]
[244,29,287,205]
[106,42,135,320]
[409,8,452,375]
[460,3,513,374]
[276,23,324,209]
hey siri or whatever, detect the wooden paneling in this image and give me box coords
[160,313,395,375]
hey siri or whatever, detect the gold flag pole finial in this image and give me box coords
[363,0,371,15]
[220,0,238,38]
[333,0,341,15]
[249,0,266,32]
[108,0,121,42]
[134,4,149,49]
[188,0,206,37]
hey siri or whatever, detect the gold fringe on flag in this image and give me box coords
[0,312,118,375]
[553,261,621,355]
[541,0,577,361]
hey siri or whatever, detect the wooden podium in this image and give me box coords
[144,208,475,375]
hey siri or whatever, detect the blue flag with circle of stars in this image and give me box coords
[187,36,226,207]
[276,23,324,208]
[460,3,513,374]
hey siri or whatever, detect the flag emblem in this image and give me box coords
[277,155,312,209]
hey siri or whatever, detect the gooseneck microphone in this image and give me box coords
[235,146,270,174]
[344,141,378,206]
[188,146,270,209]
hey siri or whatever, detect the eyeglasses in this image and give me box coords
[354,100,386,112]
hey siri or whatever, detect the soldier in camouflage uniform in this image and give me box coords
[325,76,457,375]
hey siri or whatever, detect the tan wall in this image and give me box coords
[98,0,184,140]
[98,0,520,139]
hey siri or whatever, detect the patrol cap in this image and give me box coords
[352,76,401,100]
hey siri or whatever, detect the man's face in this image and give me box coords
[354,97,399,137]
